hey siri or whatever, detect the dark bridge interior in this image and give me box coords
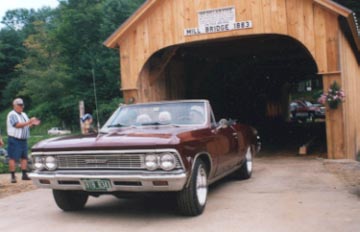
[176,35,326,154]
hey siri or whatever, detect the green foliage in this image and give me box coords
[0,107,10,134]
[0,0,144,130]
[0,29,26,106]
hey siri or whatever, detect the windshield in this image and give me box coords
[101,101,207,132]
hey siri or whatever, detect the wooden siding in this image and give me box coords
[340,32,360,159]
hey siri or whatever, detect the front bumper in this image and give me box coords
[29,170,188,192]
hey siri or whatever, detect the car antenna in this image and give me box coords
[91,65,101,134]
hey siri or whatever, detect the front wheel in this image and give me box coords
[53,190,88,211]
[176,159,208,216]
[234,147,253,180]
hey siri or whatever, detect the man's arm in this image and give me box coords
[14,120,33,128]
[10,114,37,128]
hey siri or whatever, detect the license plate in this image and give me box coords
[81,179,112,192]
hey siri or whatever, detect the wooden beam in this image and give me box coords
[148,47,178,86]
[313,0,352,17]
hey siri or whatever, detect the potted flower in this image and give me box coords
[318,81,345,109]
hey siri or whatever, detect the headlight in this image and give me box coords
[45,156,58,171]
[34,156,45,170]
[145,154,159,170]
[160,153,176,170]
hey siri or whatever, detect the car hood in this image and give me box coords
[32,126,202,152]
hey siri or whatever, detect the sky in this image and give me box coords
[0,0,59,23]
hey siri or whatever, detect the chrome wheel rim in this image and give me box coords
[246,148,253,174]
[196,165,208,206]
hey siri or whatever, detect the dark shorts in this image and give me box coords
[7,136,28,161]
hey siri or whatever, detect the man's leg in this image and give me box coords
[8,158,17,183]
[8,137,19,183]
[21,158,30,180]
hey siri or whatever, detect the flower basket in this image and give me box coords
[318,81,345,110]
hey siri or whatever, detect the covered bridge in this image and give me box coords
[104,0,360,160]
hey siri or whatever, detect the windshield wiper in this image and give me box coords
[141,122,162,126]
[140,122,180,127]
[107,123,127,128]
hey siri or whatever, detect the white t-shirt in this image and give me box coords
[7,110,30,139]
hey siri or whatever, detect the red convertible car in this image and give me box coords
[29,100,260,216]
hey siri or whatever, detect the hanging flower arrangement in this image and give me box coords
[318,81,345,109]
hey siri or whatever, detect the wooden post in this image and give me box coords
[321,72,345,159]
[79,101,85,134]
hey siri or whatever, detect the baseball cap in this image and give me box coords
[13,98,24,105]
[81,113,93,122]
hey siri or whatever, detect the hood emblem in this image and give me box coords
[85,159,109,164]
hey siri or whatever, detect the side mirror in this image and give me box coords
[217,119,228,130]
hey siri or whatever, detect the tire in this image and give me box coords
[234,147,253,180]
[53,190,88,211]
[176,159,208,216]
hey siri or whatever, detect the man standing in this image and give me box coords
[7,98,40,183]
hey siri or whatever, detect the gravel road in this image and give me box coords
[0,154,359,232]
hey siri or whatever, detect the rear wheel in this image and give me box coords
[235,147,253,180]
[53,190,88,211]
[176,159,208,216]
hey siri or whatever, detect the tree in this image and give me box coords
[0,29,26,106]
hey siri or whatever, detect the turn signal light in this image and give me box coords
[152,180,168,186]
[39,179,51,184]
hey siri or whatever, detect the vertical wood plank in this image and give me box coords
[271,0,288,34]
[323,74,345,159]
[262,0,272,33]
[325,11,340,71]
[286,0,304,42]
[340,31,360,159]
[119,39,132,89]
[250,0,264,33]
[314,5,327,73]
[172,0,185,44]
[303,0,316,59]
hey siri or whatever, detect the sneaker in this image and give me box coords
[11,176,17,183]
[22,174,31,181]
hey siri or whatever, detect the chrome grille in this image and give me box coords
[52,152,183,170]
[57,154,144,169]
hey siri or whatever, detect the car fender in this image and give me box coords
[185,152,213,188]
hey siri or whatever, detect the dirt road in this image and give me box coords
[0,155,359,232]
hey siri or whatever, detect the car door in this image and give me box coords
[213,120,239,176]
